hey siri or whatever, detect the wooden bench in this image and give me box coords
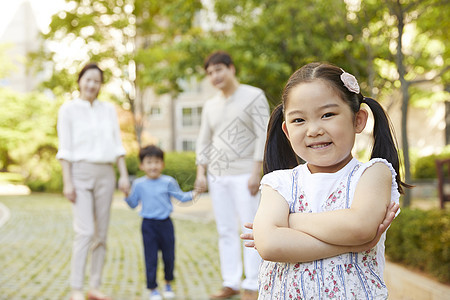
[435,158,450,209]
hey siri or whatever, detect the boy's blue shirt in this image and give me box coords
[125,174,193,220]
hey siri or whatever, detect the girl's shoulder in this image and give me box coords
[260,165,304,202]
[356,158,397,178]
[352,158,401,206]
[261,167,298,186]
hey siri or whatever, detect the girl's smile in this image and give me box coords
[282,80,367,174]
[308,142,332,149]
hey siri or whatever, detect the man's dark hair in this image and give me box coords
[139,145,164,162]
[204,50,234,70]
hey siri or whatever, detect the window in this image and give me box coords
[182,140,196,151]
[182,106,202,127]
[151,106,161,116]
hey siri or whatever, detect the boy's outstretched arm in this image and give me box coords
[288,162,394,246]
[168,177,197,203]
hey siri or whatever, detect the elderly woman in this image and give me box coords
[56,63,130,300]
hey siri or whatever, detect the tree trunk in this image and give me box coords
[133,86,144,147]
[400,82,412,206]
[395,0,412,207]
[445,86,450,145]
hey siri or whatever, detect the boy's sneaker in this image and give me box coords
[163,284,175,299]
[149,289,162,300]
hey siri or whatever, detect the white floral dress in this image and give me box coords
[258,158,401,300]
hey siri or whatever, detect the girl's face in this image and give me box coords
[282,80,367,174]
[78,68,102,102]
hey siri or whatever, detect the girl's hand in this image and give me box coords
[240,223,256,248]
[63,182,77,203]
[352,202,399,252]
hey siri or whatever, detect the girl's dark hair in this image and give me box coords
[139,145,164,162]
[263,104,300,174]
[204,50,234,70]
[78,63,104,84]
[264,62,409,194]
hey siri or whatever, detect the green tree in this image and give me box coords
[31,0,449,205]
[211,0,371,104]
[31,0,204,146]
[380,0,449,206]
[209,0,449,206]
[0,88,59,179]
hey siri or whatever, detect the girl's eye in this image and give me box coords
[322,112,335,118]
[292,118,305,123]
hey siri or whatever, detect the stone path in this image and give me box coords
[0,193,227,300]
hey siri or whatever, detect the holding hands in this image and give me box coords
[118,175,131,196]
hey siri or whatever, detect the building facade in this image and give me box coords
[143,78,217,152]
[0,1,41,93]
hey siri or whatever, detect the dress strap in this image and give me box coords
[290,168,299,213]
[345,164,360,209]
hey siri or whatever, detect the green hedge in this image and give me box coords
[413,154,450,179]
[386,208,450,283]
[25,157,63,193]
[0,172,24,184]
[26,171,63,193]
[412,146,450,179]
[127,151,197,191]
[162,151,197,191]
[25,151,197,193]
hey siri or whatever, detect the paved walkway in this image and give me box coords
[0,191,449,300]
[0,193,226,300]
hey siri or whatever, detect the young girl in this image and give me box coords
[252,62,408,299]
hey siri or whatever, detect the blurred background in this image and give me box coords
[0,0,448,205]
[0,0,449,295]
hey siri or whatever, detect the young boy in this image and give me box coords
[124,145,199,300]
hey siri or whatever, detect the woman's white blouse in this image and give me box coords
[56,98,126,163]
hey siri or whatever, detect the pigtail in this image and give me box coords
[263,104,299,174]
[363,97,409,193]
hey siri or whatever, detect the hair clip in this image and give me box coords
[340,68,360,94]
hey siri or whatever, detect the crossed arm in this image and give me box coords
[249,163,398,263]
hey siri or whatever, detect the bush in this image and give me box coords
[126,151,197,191]
[125,154,140,176]
[25,151,198,193]
[413,146,450,179]
[413,154,450,179]
[414,154,439,179]
[386,208,450,283]
[26,165,63,193]
[0,172,24,184]
[162,151,197,191]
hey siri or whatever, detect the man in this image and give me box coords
[194,51,270,300]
